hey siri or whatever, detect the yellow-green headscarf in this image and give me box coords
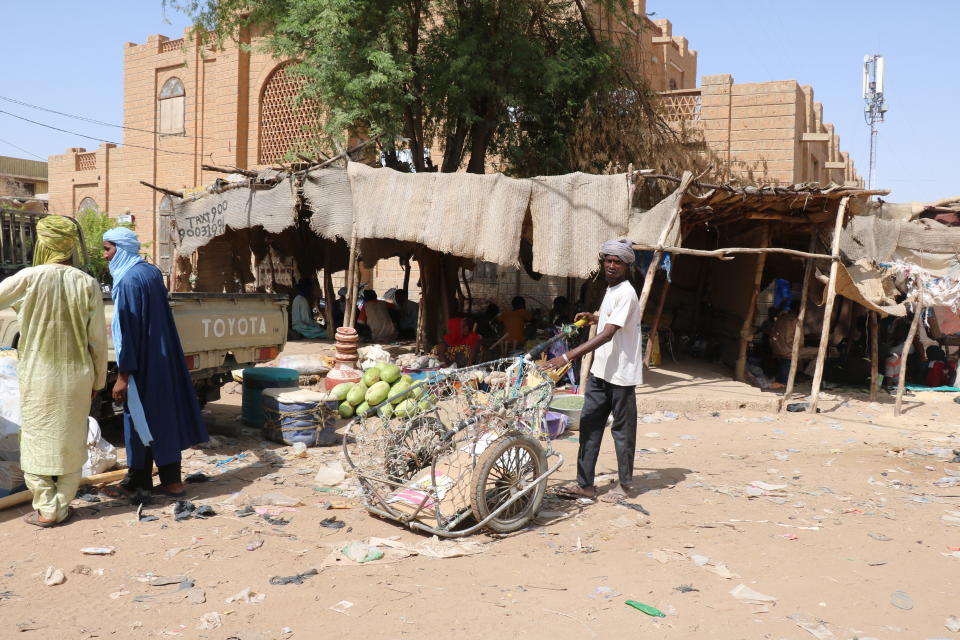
[33,216,79,266]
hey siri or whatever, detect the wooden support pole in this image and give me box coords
[323,260,335,336]
[630,244,834,262]
[735,224,770,381]
[646,274,671,366]
[867,311,880,401]
[635,172,694,368]
[808,196,850,413]
[779,232,817,411]
[578,324,598,395]
[0,468,145,511]
[895,295,923,416]
[139,181,183,198]
[344,237,360,328]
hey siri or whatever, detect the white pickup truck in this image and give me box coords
[0,209,289,417]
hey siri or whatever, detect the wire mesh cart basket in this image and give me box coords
[342,357,563,537]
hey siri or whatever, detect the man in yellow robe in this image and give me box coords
[0,216,107,526]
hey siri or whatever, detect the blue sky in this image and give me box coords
[648,0,959,202]
[0,1,955,203]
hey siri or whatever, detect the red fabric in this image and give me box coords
[927,361,948,387]
[444,317,481,348]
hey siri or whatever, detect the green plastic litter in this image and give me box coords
[625,600,666,617]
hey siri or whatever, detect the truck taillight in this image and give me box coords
[257,347,278,361]
[184,354,199,370]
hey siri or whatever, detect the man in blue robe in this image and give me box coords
[102,228,208,498]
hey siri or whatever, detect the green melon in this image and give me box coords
[389,381,411,404]
[365,381,390,406]
[362,368,380,387]
[331,382,354,402]
[338,401,355,418]
[346,382,367,407]
[380,364,402,384]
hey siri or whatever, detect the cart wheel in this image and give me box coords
[470,432,547,533]
[384,416,449,484]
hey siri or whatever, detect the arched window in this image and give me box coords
[157,195,175,275]
[258,64,323,164]
[159,77,185,135]
[77,197,98,213]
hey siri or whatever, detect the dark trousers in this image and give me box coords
[121,447,182,491]
[576,374,637,488]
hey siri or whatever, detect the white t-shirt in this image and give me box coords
[590,280,643,386]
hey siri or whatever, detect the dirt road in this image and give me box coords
[1,377,959,639]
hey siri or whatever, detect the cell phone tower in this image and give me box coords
[863,54,887,190]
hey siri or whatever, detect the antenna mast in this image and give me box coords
[863,54,887,190]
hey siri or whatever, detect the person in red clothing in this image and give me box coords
[437,316,482,367]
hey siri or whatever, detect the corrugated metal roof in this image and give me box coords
[0,155,48,181]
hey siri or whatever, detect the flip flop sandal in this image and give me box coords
[23,511,57,528]
[154,486,187,498]
[100,485,133,499]
[56,507,75,526]
[554,485,596,501]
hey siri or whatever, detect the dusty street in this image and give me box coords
[1,373,959,640]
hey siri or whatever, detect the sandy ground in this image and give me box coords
[2,347,960,639]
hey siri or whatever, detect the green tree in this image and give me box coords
[77,208,119,283]
[169,0,704,176]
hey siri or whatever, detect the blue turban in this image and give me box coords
[103,227,141,255]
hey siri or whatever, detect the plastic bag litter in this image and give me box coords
[82,417,117,477]
[729,583,777,610]
[197,612,222,631]
[946,616,960,633]
[787,613,835,639]
[314,461,346,486]
[341,543,384,564]
[275,354,329,376]
[225,587,265,604]
[249,493,303,507]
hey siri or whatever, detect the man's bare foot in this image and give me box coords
[600,483,632,503]
[555,484,597,500]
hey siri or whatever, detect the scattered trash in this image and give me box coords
[250,493,303,507]
[215,453,249,467]
[196,612,222,631]
[109,590,130,599]
[225,587,265,604]
[173,501,216,520]
[674,584,698,593]
[246,538,264,552]
[235,506,255,518]
[269,568,319,585]
[320,516,346,529]
[314,461,347,486]
[624,600,666,617]
[261,514,290,526]
[679,434,697,440]
[868,533,892,542]
[329,600,353,614]
[185,472,209,483]
[950,449,960,463]
[80,547,115,555]
[787,613,835,639]
[890,590,914,610]
[291,442,308,458]
[342,542,384,564]
[786,403,815,412]
[140,575,189,586]
[196,435,225,449]
[589,586,620,600]
[942,511,960,527]
[71,565,91,576]
[730,584,777,610]
[619,502,651,516]
[43,567,65,586]
[946,616,960,632]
